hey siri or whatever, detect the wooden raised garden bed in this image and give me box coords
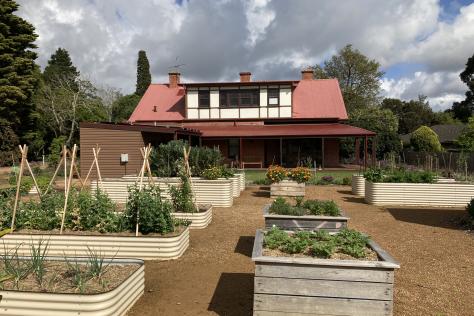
[351,174,365,196]
[1,227,189,260]
[365,180,474,207]
[172,205,213,229]
[270,180,305,197]
[262,204,349,232]
[252,229,400,316]
[94,177,234,207]
[0,257,144,316]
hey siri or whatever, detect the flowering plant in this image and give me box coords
[266,165,287,183]
[288,167,312,183]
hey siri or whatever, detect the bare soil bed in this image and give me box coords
[127,185,474,316]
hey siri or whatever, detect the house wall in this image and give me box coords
[186,85,292,120]
[324,138,340,167]
[80,127,145,178]
[242,139,265,164]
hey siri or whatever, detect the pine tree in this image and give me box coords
[452,53,474,122]
[135,50,151,96]
[0,0,38,142]
[43,47,79,84]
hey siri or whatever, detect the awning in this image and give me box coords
[187,123,375,138]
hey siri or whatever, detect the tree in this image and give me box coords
[432,111,460,125]
[135,50,151,96]
[96,85,122,122]
[346,106,401,158]
[451,53,474,122]
[313,44,384,111]
[42,47,79,85]
[456,117,474,151]
[0,0,38,143]
[410,126,442,153]
[381,96,434,134]
[111,94,141,122]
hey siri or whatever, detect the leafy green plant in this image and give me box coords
[123,185,175,234]
[269,197,293,215]
[342,177,351,185]
[280,237,308,254]
[310,241,335,258]
[263,227,289,249]
[302,199,340,216]
[170,161,196,213]
[30,239,49,287]
[64,257,89,294]
[364,168,385,182]
[1,244,32,290]
[86,246,114,280]
[201,166,222,180]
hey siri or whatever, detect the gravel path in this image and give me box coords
[128,185,474,316]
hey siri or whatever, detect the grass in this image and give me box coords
[243,169,357,185]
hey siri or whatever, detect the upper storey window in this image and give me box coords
[268,88,279,106]
[220,89,259,108]
[198,90,210,108]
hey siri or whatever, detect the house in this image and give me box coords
[80,70,375,178]
[401,124,465,152]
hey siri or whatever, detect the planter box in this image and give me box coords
[351,174,365,196]
[262,204,349,232]
[270,180,305,197]
[1,227,189,260]
[236,172,245,191]
[0,257,144,316]
[93,177,234,207]
[218,176,240,197]
[172,205,213,229]
[252,229,400,316]
[365,180,474,207]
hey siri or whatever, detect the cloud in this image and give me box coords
[16,0,474,110]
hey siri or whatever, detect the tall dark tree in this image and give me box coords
[313,44,384,112]
[452,53,474,122]
[43,47,79,84]
[381,96,434,134]
[0,0,38,138]
[135,50,151,96]
[111,94,141,122]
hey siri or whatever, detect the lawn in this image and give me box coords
[243,169,358,185]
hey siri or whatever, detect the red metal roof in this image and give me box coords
[292,79,348,120]
[128,84,186,122]
[187,123,375,138]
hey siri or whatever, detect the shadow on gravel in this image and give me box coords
[387,207,467,229]
[338,193,366,204]
[252,190,269,197]
[234,236,255,257]
[208,272,254,316]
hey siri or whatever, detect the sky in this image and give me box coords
[17,0,474,112]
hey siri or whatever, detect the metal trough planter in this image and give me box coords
[252,229,400,316]
[218,176,240,197]
[95,177,234,207]
[172,205,213,229]
[1,227,189,260]
[262,204,349,232]
[270,180,305,197]
[351,174,365,196]
[365,180,474,207]
[0,257,144,316]
[236,172,245,191]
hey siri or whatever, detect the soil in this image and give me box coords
[262,247,378,261]
[126,185,474,316]
[0,261,140,294]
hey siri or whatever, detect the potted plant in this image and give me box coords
[263,197,349,231]
[252,228,400,315]
[0,240,144,315]
[268,166,310,197]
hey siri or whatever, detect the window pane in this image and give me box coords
[229,92,239,107]
[198,90,210,108]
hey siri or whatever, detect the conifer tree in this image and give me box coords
[135,50,151,96]
[43,47,79,84]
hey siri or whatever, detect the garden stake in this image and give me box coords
[24,156,43,198]
[60,144,77,234]
[64,145,67,198]
[93,146,103,191]
[139,144,154,185]
[81,147,101,190]
[66,148,84,187]
[11,144,27,232]
[136,145,152,236]
[183,146,199,212]
[43,147,66,195]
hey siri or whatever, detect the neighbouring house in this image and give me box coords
[80,70,375,178]
[401,124,465,152]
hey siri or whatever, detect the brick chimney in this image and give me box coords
[301,68,314,80]
[240,72,251,82]
[169,72,180,88]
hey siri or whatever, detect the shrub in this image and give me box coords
[410,125,442,153]
[266,165,287,183]
[269,197,340,217]
[201,166,222,180]
[363,168,384,182]
[17,191,65,230]
[302,199,340,216]
[269,197,292,215]
[169,161,196,213]
[288,167,311,183]
[342,177,351,186]
[123,185,175,235]
[466,199,474,219]
[189,146,223,176]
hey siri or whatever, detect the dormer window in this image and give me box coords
[268,88,279,106]
[220,89,259,108]
[198,90,210,108]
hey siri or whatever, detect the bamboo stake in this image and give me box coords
[44,152,64,196]
[93,146,103,190]
[135,146,151,236]
[66,149,84,187]
[60,144,77,234]
[81,148,101,189]
[183,146,199,212]
[140,145,155,185]
[24,158,42,198]
[11,145,27,232]
[63,145,67,198]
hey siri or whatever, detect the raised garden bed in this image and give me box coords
[218,176,240,197]
[1,227,189,260]
[263,204,349,232]
[351,174,365,196]
[0,256,144,316]
[365,180,474,207]
[252,229,400,316]
[172,205,213,229]
[270,180,305,197]
[235,172,245,191]
[96,177,234,207]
